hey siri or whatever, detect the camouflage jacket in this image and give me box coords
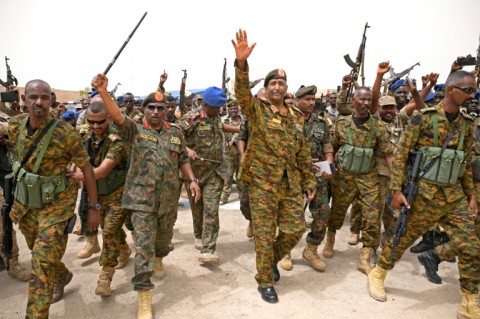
[234,64,316,192]
[222,116,243,157]
[332,114,394,172]
[305,113,333,184]
[8,114,90,225]
[124,108,144,123]
[116,117,189,212]
[179,109,228,183]
[389,101,475,202]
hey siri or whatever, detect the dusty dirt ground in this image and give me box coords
[0,187,464,319]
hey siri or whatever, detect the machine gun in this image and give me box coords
[222,58,230,94]
[1,172,15,270]
[382,62,420,91]
[179,69,187,114]
[344,22,370,99]
[0,56,18,91]
[391,151,423,260]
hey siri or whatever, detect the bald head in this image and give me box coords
[25,79,51,95]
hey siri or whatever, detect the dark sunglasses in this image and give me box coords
[87,118,108,125]
[454,86,476,94]
[146,105,166,112]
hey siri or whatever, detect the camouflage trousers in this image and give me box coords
[185,173,223,254]
[328,170,381,248]
[19,210,69,319]
[349,175,398,243]
[98,187,128,268]
[378,192,480,294]
[249,176,306,287]
[239,181,251,221]
[306,183,331,246]
[221,154,241,200]
[131,205,177,291]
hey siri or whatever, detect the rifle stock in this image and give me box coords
[391,151,423,260]
[1,172,15,270]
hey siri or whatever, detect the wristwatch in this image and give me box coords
[190,178,199,183]
[88,203,101,211]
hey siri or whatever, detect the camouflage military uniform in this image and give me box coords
[328,115,393,248]
[124,108,144,123]
[304,113,334,245]
[235,66,316,287]
[179,109,228,254]
[85,126,129,268]
[116,116,189,291]
[379,102,480,294]
[8,114,90,319]
[221,116,243,202]
[235,120,251,221]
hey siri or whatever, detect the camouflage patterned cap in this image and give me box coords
[264,69,287,87]
[142,91,165,106]
[295,85,317,99]
[379,95,397,106]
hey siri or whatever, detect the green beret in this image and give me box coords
[264,69,287,87]
[142,91,166,107]
[295,85,317,99]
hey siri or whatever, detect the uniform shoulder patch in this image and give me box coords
[410,114,421,125]
[420,107,437,114]
[107,133,121,142]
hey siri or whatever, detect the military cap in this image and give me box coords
[284,92,294,100]
[475,91,480,100]
[295,85,317,99]
[197,94,203,100]
[390,79,405,92]
[165,93,176,102]
[60,110,76,121]
[116,95,124,102]
[264,69,287,87]
[227,98,239,107]
[434,84,445,92]
[184,90,194,99]
[379,95,397,106]
[142,92,164,106]
[203,86,227,108]
[135,98,143,105]
[424,92,435,103]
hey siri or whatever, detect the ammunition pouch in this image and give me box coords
[97,169,126,195]
[419,146,466,186]
[337,144,375,173]
[13,166,66,208]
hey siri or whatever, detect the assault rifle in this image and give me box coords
[344,22,370,99]
[383,62,420,87]
[222,58,230,93]
[0,56,18,92]
[109,82,121,99]
[391,151,422,260]
[249,78,263,89]
[1,172,15,270]
[179,69,187,114]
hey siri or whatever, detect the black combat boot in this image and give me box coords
[410,230,435,253]
[418,249,442,284]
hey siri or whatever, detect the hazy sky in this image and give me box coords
[1,0,479,98]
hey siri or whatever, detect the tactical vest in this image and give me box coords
[86,134,127,195]
[419,114,467,186]
[337,117,376,174]
[14,118,66,208]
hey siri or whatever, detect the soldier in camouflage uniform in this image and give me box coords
[123,92,144,123]
[92,73,200,319]
[324,84,394,275]
[221,99,243,203]
[233,120,253,238]
[279,85,334,272]
[417,92,480,286]
[368,71,480,319]
[0,79,100,319]
[69,96,129,296]
[232,29,317,303]
[179,86,239,264]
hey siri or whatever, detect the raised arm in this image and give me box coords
[91,74,125,126]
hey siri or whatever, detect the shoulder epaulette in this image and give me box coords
[420,107,437,114]
[291,105,302,114]
[107,133,121,142]
[169,122,181,130]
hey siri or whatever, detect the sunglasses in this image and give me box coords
[87,118,108,125]
[453,86,476,94]
[146,105,166,112]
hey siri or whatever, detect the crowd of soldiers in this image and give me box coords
[0,28,480,319]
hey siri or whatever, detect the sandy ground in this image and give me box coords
[0,187,464,319]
